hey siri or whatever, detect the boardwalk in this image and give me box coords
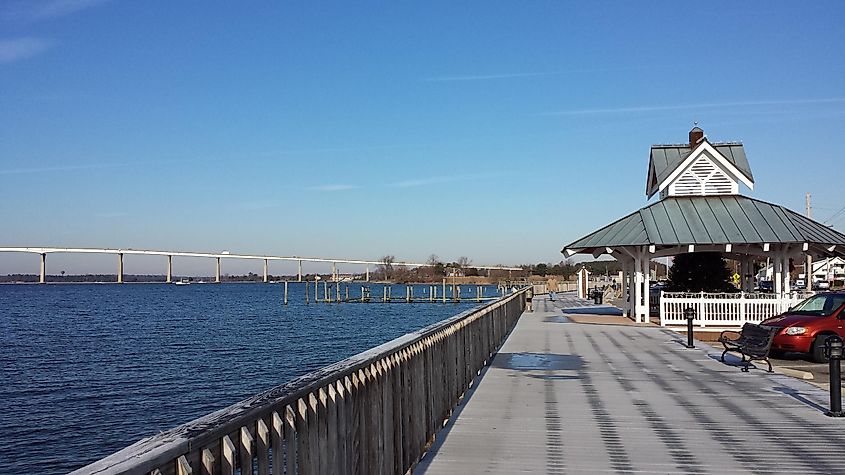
[418,294,844,474]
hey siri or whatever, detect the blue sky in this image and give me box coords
[2,1,845,275]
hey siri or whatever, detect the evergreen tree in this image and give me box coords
[668,252,733,292]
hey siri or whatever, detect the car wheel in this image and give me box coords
[811,336,829,363]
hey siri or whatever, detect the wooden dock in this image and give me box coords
[290,281,506,305]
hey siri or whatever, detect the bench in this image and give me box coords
[718,323,778,372]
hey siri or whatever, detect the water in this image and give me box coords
[0,282,498,473]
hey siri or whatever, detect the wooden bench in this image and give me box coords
[718,322,778,372]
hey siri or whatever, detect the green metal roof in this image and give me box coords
[647,143,753,196]
[563,195,845,252]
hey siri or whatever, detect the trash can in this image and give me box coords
[592,290,603,305]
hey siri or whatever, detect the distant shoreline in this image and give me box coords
[0,276,508,285]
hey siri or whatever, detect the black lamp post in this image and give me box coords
[825,335,844,417]
[683,307,696,349]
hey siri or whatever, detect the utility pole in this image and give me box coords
[806,192,813,292]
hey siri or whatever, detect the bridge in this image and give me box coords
[0,246,521,284]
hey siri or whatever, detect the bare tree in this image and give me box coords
[426,254,440,266]
[457,256,472,268]
[377,255,395,280]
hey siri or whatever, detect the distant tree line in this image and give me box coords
[2,257,673,284]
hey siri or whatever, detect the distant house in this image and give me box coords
[759,257,845,285]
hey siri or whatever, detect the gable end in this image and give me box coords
[663,154,738,198]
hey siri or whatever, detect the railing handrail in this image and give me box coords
[73,288,529,474]
[661,291,814,300]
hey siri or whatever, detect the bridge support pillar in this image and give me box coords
[216,257,221,283]
[366,265,369,282]
[166,255,172,283]
[263,259,269,283]
[298,260,302,282]
[39,253,46,284]
[117,253,124,284]
[332,262,337,282]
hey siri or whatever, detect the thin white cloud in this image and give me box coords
[425,66,677,82]
[2,0,109,22]
[306,184,359,192]
[425,72,560,82]
[389,172,503,188]
[0,163,116,175]
[544,98,845,116]
[238,200,284,211]
[0,37,51,64]
[95,211,128,219]
[390,176,465,188]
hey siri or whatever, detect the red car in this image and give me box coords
[761,292,845,362]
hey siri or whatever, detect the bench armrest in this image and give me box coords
[719,329,741,341]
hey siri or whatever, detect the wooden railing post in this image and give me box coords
[239,426,254,475]
[255,419,269,474]
[221,435,236,475]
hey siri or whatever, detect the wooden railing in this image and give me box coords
[72,289,527,475]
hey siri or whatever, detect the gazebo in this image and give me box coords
[562,127,845,325]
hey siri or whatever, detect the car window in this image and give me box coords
[832,296,845,314]
[794,295,826,313]
[793,295,845,316]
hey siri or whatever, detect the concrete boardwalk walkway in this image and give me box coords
[417,295,844,474]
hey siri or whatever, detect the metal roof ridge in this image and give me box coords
[651,141,743,148]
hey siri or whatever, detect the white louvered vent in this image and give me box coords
[668,155,738,197]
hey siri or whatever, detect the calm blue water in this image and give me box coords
[0,282,498,473]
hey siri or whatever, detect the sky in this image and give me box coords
[2,0,845,276]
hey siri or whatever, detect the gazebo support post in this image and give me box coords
[782,253,791,295]
[633,251,645,323]
[621,259,629,318]
[642,248,651,324]
[746,258,754,292]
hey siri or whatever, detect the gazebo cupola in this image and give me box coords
[646,126,755,199]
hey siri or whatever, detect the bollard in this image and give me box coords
[684,307,695,349]
[825,335,844,417]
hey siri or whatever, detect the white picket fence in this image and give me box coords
[659,291,813,328]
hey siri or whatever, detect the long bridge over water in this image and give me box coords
[0,247,521,284]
